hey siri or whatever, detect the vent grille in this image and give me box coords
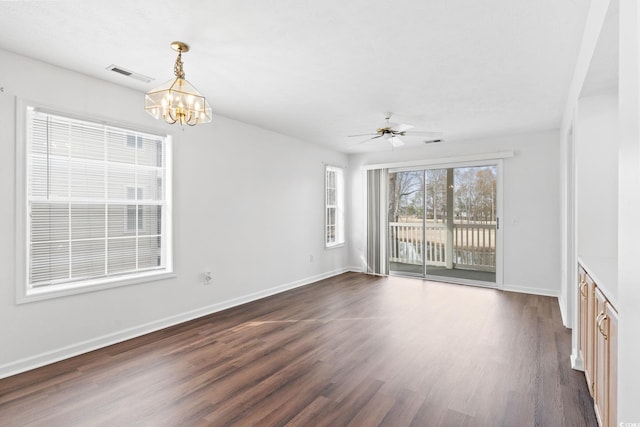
[111,67,132,76]
[106,65,153,83]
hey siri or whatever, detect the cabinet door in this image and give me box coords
[594,288,608,427]
[585,274,596,395]
[606,302,618,427]
[578,268,588,365]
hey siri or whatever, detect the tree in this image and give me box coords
[454,166,496,222]
[474,168,496,222]
[425,169,447,222]
[388,171,422,222]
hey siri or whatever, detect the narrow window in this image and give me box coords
[325,166,345,247]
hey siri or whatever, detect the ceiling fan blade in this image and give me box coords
[348,132,379,137]
[402,130,443,137]
[355,135,384,145]
[389,123,414,133]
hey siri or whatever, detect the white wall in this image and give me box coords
[575,90,619,300]
[561,0,640,420]
[559,0,614,339]
[576,90,619,260]
[618,0,640,420]
[348,130,562,296]
[0,49,349,377]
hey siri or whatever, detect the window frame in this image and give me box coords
[15,99,174,303]
[325,165,345,248]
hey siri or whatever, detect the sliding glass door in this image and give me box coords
[388,170,424,275]
[388,164,499,285]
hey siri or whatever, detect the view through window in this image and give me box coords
[388,165,497,283]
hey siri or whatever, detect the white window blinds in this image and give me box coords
[26,107,171,289]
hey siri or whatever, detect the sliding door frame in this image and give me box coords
[387,158,504,289]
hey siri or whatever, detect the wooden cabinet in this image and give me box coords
[594,291,618,427]
[578,265,617,427]
[578,267,596,395]
[578,268,587,360]
[606,303,617,427]
[594,288,607,425]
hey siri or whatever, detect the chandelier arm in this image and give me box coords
[185,107,197,126]
[164,109,179,125]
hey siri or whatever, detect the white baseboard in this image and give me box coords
[347,265,364,273]
[0,267,352,380]
[571,350,585,371]
[502,283,560,298]
[558,293,570,328]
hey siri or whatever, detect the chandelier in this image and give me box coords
[145,41,212,126]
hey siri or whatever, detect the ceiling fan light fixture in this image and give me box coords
[144,41,212,126]
[388,135,404,147]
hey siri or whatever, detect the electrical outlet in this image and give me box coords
[309,254,314,263]
[203,271,213,285]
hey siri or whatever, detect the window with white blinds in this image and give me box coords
[23,106,172,295]
[325,165,345,247]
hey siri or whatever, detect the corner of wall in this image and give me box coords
[558,292,570,328]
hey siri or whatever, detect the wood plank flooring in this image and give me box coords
[0,273,597,426]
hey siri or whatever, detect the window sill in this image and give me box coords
[17,270,176,304]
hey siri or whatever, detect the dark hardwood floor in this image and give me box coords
[0,273,596,426]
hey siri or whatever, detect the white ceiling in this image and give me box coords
[0,0,590,153]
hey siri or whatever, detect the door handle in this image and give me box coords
[597,314,608,340]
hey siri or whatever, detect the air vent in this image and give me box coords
[106,65,154,83]
[111,67,131,76]
[424,139,443,144]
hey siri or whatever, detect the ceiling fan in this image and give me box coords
[349,113,443,148]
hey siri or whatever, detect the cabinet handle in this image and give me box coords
[597,314,608,340]
[579,280,587,297]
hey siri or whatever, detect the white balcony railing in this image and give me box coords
[389,222,496,272]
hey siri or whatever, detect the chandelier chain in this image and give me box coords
[174,50,185,79]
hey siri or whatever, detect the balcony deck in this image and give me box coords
[389,221,497,284]
[390,262,496,283]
